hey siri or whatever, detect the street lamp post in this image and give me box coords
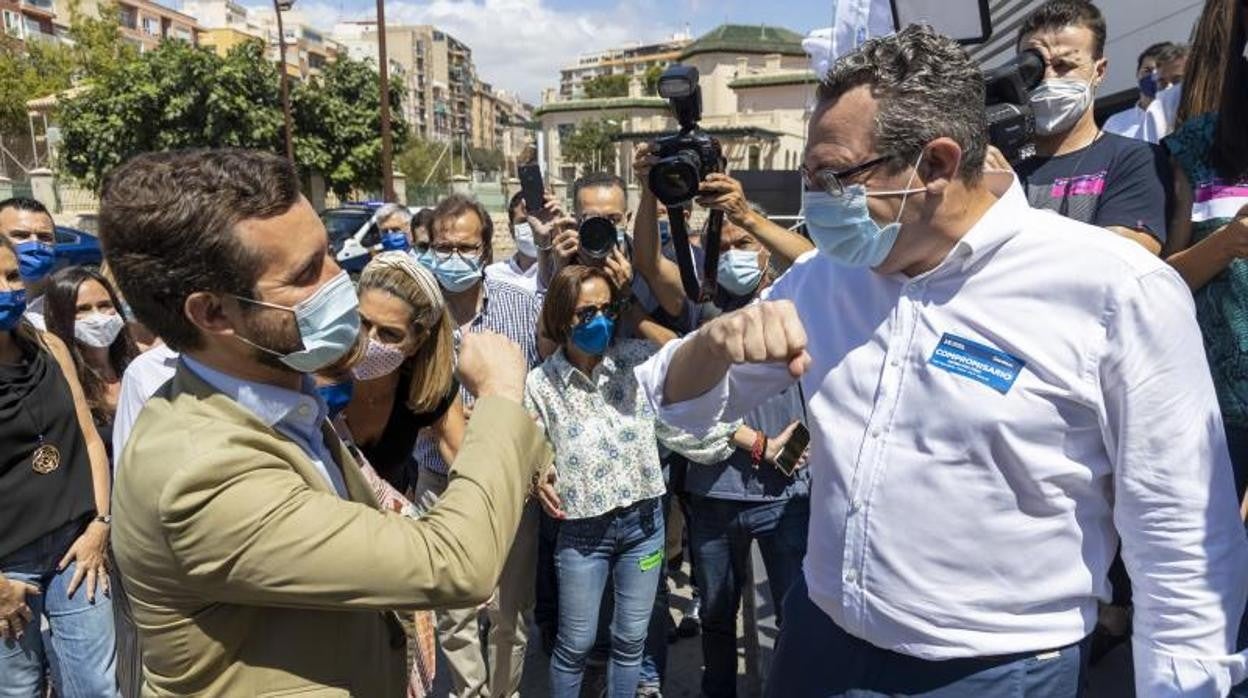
[274,0,295,162]
[375,0,395,201]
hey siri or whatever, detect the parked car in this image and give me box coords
[53,225,103,269]
[322,205,381,274]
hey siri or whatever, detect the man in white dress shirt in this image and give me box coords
[485,192,542,295]
[637,26,1248,697]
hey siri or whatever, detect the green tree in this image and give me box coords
[292,56,409,198]
[58,40,284,188]
[582,74,628,99]
[561,118,621,173]
[397,137,453,186]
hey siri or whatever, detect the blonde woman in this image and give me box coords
[344,251,466,493]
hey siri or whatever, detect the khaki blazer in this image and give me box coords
[111,365,548,696]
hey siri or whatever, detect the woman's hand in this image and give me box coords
[764,421,810,473]
[1212,206,1248,261]
[0,574,39,641]
[533,467,566,520]
[58,520,110,602]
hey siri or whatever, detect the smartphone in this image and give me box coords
[774,423,810,477]
[518,163,545,215]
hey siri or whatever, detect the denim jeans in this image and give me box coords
[688,495,809,698]
[551,498,665,698]
[766,577,1090,697]
[0,520,120,698]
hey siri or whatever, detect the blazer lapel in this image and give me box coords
[320,422,380,508]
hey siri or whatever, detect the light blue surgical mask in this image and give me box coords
[571,313,614,356]
[717,249,764,297]
[430,252,483,294]
[16,241,55,281]
[234,270,361,373]
[803,153,924,268]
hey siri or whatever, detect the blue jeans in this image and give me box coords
[551,498,665,698]
[688,495,809,698]
[0,520,119,698]
[766,577,1089,697]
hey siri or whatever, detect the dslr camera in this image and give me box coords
[648,65,724,206]
[983,48,1045,163]
[577,216,619,260]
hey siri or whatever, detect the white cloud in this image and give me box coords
[289,0,686,103]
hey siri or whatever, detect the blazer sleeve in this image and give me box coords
[159,396,550,611]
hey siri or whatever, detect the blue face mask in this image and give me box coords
[570,313,614,356]
[1138,72,1158,99]
[234,270,362,373]
[658,220,672,246]
[803,153,924,268]
[430,253,483,294]
[717,249,764,297]
[317,380,354,418]
[381,230,411,252]
[16,241,55,282]
[0,289,27,331]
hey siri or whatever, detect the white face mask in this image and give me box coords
[352,337,408,381]
[512,222,538,259]
[1029,77,1094,136]
[74,312,125,348]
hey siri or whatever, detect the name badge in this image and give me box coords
[928,333,1025,394]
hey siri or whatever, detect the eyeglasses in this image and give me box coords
[801,155,890,197]
[573,302,621,326]
[429,243,484,262]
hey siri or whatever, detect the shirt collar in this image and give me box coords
[508,255,538,277]
[549,345,619,389]
[900,172,1026,282]
[181,355,325,434]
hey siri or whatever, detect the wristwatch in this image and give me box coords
[94,514,112,525]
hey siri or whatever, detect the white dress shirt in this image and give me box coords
[485,254,541,295]
[636,175,1248,696]
[112,342,179,472]
[1102,104,1148,141]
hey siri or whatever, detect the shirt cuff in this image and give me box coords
[1132,638,1248,697]
[635,336,731,438]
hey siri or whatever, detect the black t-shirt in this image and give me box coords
[1015,132,1172,242]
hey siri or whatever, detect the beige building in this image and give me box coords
[2,0,56,45]
[187,0,340,79]
[559,33,692,100]
[54,0,198,50]
[536,24,815,182]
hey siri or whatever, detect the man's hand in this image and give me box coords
[983,145,1014,174]
[527,193,574,253]
[698,300,810,377]
[0,574,39,641]
[59,520,109,602]
[764,421,810,472]
[533,467,566,520]
[634,142,658,186]
[696,173,754,227]
[604,248,633,293]
[551,228,580,267]
[458,332,527,404]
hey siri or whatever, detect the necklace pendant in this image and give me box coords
[31,444,61,474]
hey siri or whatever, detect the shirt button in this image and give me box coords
[871,427,881,438]
[845,568,858,584]
[890,357,901,367]
[849,499,861,513]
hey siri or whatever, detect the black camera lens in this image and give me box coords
[578,216,618,259]
[649,150,702,206]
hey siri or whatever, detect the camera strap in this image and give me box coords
[667,206,723,303]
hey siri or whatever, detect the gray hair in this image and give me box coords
[375,203,412,226]
[816,24,987,182]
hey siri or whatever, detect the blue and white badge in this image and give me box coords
[928,333,1025,394]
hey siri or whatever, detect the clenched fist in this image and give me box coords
[457,332,527,405]
[698,300,811,377]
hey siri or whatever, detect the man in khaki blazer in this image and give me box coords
[101,149,548,696]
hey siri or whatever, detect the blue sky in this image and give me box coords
[274,0,833,103]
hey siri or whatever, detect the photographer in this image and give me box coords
[632,145,813,321]
[637,25,1248,697]
[1007,0,1171,255]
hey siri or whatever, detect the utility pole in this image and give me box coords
[274,0,295,162]
[375,0,395,201]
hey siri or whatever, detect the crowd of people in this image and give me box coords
[1,0,1248,696]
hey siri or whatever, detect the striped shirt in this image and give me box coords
[412,278,542,474]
